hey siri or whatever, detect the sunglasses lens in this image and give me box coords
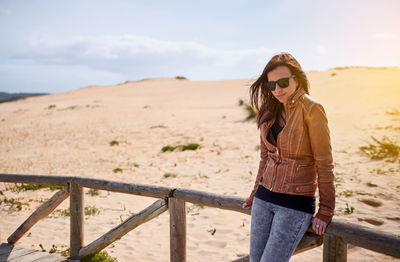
[266,82,276,91]
[277,78,290,88]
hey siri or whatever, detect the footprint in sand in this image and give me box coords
[205,240,227,248]
[358,198,382,207]
[358,217,384,226]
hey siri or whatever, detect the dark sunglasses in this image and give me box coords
[264,75,295,91]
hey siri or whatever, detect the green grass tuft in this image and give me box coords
[85,206,100,216]
[163,173,177,178]
[82,251,118,262]
[175,76,187,80]
[12,184,65,192]
[161,145,176,152]
[181,143,200,151]
[87,188,100,196]
[110,140,119,146]
[161,143,200,152]
[360,136,400,162]
[113,168,123,173]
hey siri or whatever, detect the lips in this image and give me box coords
[275,93,285,99]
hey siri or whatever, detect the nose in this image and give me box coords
[274,84,283,92]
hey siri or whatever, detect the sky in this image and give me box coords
[0,0,399,93]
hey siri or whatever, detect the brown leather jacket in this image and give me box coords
[247,87,335,224]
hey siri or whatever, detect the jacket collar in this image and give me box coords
[286,88,305,108]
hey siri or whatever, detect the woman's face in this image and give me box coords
[267,66,298,104]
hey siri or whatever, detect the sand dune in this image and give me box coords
[1,68,399,261]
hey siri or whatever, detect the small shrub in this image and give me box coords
[338,190,353,197]
[330,73,337,77]
[344,203,355,214]
[1,197,28,211]
[53,208,70,217]
[162,143,200,152]
[49,244,57,254]
[48,104,56,109]
[85,206,100,216]
[244,104,256,121]
[12,184,65,192]
[60,248,70,257]
[161,145,176,152]
[163,173,177,178]
[133,163,140,168]
[181,143,200,151]
[39,244,46,252]
[360,136,400,162]
[238,99,257,121]
[113,168,123,173]
[82,251,118,262]
[110,140,119,146]
[87,188,100,196]
[175,76,187,80]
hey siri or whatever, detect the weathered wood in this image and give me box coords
[169,197,186,262]
[7,189,70,244]
[70,182,84,260]
[231,255,249,262]
[173,188,250,215]
[231,231,323,262]
[2,174,400,260]
[75,177,173,198]
[0,243,65,262]
[327,219,400,258]
[0,174,70,186]
[323,234,347,262]
[78,198,168,259]
[294,231,323,255]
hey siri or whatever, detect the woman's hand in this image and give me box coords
[242,197,253,209]
[312,217,327,235]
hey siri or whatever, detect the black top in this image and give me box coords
[271,118,284,142]
[255,185,315,214]
[256,119,315,214]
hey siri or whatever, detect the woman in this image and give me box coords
[242,53,335,262]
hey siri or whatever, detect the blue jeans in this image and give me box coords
[250,197,313,262]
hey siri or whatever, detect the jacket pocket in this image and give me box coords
[293,182,317,194]
[293,162,316,184]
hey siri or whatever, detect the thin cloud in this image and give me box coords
[14,34,275,79]
[0,8,12,15]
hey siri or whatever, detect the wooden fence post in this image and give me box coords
[169,197,186,262]
[323,234,347,262]
[70,182,84,260]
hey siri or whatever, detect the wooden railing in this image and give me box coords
[1,174,399,261]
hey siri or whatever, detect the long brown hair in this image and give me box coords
[249,53,310,128]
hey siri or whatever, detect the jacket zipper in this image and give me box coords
[270,147,281,190]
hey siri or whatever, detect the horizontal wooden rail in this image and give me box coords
[173,188,250,215]
[74,177,173,199]
[0,174,70,186]
[326,219,400,258]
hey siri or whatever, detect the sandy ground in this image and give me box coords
[0,68,399,261]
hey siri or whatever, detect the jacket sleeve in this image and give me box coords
[247,130,269,204]
[306,103,335,224]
